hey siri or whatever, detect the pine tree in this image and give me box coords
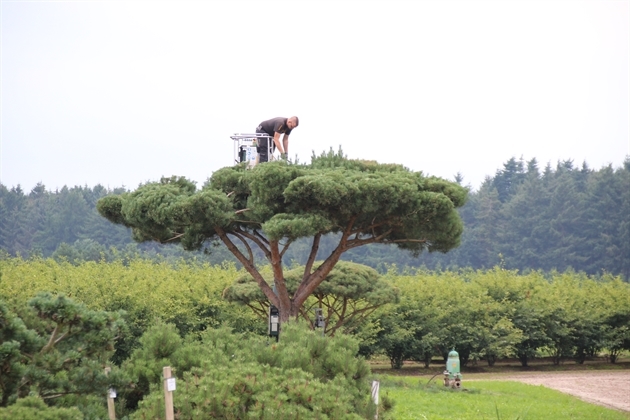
[97,150,467,321]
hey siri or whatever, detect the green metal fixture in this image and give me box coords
[443,349,463,389]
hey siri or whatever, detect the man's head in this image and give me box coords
[287,116,299,129]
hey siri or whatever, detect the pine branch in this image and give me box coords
[304,233,321,278]
[230,231,254,265]
[236,228,271,261]
[165,232,185,242]
[279,239,293,259]
[292,221,353,306]
[53,331,69,345]
[41,391,82,400]
[41,324,61,353]
[216,227,277,306]
[345,229,394,249]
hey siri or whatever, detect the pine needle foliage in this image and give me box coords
[0,294,127,414]
[128,322,385,420]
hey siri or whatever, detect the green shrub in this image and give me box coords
[0,396,82,420]
[0,294,127,415]
[128,322,386,419]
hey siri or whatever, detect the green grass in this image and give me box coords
[379,376,629,420]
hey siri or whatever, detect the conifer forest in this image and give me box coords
[2,156,628,279]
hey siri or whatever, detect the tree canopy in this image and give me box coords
[97,150,467,321]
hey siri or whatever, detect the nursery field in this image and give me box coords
[380,371,630,420]
[1,257,628,419]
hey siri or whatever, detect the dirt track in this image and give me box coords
[468,371,630,412]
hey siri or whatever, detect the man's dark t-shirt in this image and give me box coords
[256,117,293,137]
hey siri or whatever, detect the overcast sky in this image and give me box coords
[1,0,628,193]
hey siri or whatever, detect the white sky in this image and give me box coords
[1,0,628,192]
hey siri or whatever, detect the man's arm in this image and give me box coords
[282,134,289,155]
[273,132,284,154]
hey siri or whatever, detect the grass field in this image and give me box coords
[378,376,629,420]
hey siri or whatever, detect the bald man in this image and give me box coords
[255,116,299,162]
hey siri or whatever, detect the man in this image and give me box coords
[255,116,299,162]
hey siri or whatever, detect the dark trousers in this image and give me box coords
[256,131,274,162]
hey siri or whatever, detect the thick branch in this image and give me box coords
[230,232,254,265]
[303,233,321,278]
[41,391,82,400]
[53,332,69,346]
[345,228,394,249]
[216,227,278,307]
[269,241,291,318]
[279,239,293,259]
[386,238,429,244]
[235,228,271,261]
[165,232,185,242]
[253,229,270,246]
[293,216,357,306]
[41,325,61,353]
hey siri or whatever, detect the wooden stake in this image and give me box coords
[163,366,175,420]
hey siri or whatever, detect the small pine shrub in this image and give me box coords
[0,396,82,420]
[128,322,385,419]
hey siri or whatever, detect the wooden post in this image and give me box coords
[104,367,116,420]
[163,366,175,420]
[371,380,380,420]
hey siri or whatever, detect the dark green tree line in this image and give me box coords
[1,155,628,278]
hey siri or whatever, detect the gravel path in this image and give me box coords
[467,371,630,412]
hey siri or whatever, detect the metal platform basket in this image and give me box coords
[230,133,277,167]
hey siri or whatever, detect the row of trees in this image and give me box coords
[1,154,628,278]
[218,261,630,369]
[3,257,628,370]
[370,267,629,369]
